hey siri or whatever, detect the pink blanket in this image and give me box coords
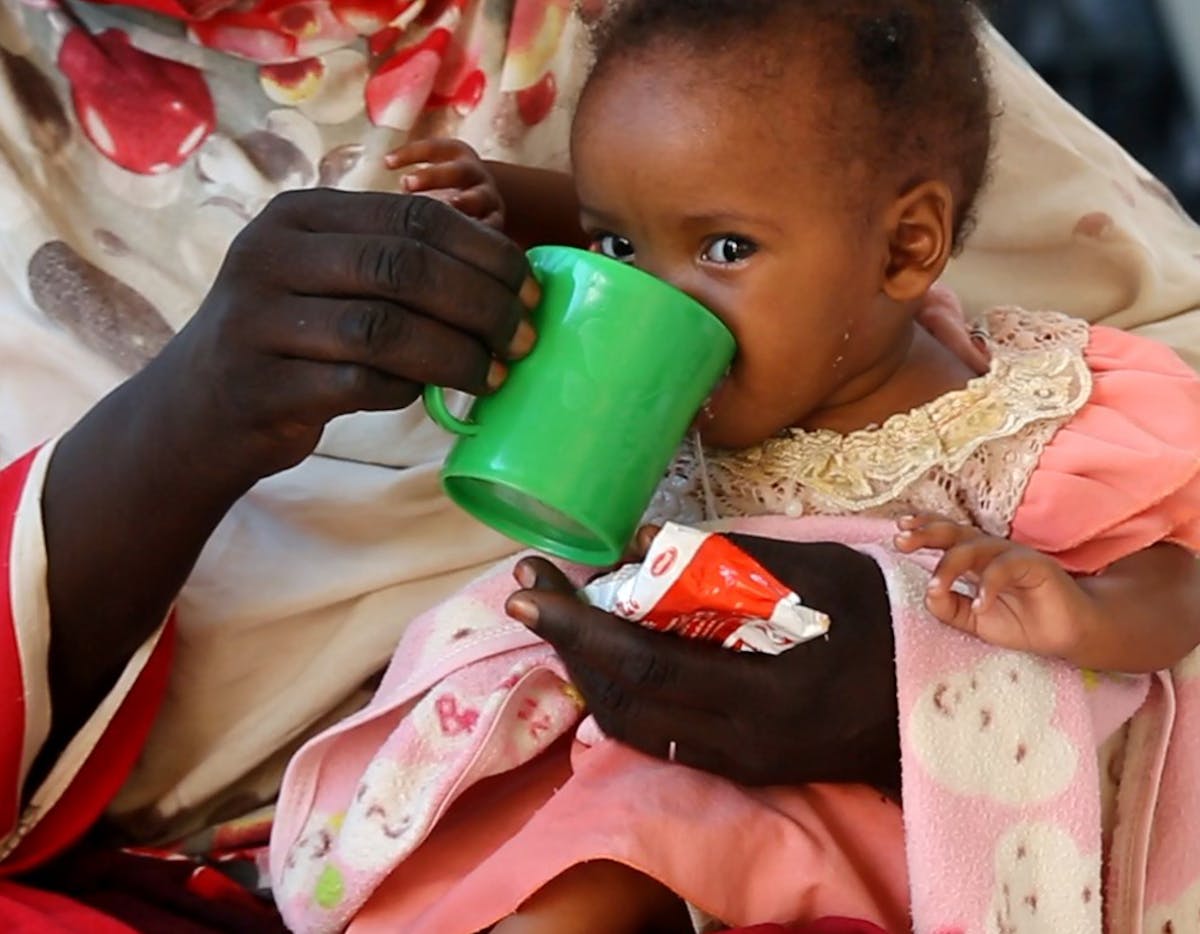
[269,516,1200,933]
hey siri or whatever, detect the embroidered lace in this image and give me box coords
[646,309,1093,536]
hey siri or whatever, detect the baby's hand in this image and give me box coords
[384,138,504,230]
[894,515,1097,664]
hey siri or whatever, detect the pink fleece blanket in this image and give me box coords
[269,516,1200,934]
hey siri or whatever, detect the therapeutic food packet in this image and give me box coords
[582,522,830,654]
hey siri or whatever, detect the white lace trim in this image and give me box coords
[647,309,1094,535]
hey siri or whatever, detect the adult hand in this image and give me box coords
[505,534,900,790]
[147,188,538,488]
[39,190,535,776]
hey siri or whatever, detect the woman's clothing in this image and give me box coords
[0,0,587,864]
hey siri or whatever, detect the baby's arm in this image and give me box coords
[1072,542,1200,671]
[895,515,1200,673]
[485,160,586,249]
[490,860,691,934]
[384,138,585,248]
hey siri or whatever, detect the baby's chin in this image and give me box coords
[689,381,786,450]
[691,408,778,451]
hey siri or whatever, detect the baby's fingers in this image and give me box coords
[926,537,1011,596]
[974,548,1044,613]
[923,541,1010,637]
[922,579,978,634]
[450,187,505,228]
[384,137,475,170]
[619,524,662,564]
[894,515,981,553]
[397,161,482,195]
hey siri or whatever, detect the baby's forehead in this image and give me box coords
[574,42,869,177]
[578,0,992,247]
[571,62,876,227]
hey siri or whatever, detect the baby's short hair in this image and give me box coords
[588,0,993,250]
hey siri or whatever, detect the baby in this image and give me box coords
[379,0,1200,929]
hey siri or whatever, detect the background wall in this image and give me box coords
[992,0,1200,219]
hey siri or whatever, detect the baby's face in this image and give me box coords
[571,55,904,449]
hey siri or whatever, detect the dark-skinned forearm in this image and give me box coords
[38,362,252,778]
[30,188,537,790]
[486,161,587,249]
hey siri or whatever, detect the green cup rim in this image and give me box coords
[443,470,624,565]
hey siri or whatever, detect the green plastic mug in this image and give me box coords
[423,245,735,565]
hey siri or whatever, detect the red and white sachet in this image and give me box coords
[582,522,830,655]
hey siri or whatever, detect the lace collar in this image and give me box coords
[695,309,1094,514]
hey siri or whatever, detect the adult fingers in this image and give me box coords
[270,230,535,359]
[915,301,991,374]
[975,552,1079,657]
[261,189,534,299]
[573,676,744,776]
[510,555,575,596]
[244,357,424,429]
[240,294,502,395]
[959,553,1040,651]
[578,653,849,787]
[723,535,889,624]
[508,559,755,712]
[508,588,696,702]
[541,626,770,782]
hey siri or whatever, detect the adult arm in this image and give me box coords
[34,190,536,785]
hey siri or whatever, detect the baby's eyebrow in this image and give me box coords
[576,204,623,230]
[677,210,783,235]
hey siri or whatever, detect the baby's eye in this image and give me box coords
[592,233,636,263]
[701,235,757,265]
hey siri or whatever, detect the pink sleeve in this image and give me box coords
[0,447,175,874]
[1011,326,1200,574]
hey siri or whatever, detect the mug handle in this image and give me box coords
[423,384,481,436]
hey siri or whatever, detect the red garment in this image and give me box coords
[0,881,138,934]
[723,921,889,934]
[0,450,36,841]
[0,448,176,874]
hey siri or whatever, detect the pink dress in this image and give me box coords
[270,298,1200,934]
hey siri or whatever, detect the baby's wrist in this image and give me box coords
[1067,575,1122,670]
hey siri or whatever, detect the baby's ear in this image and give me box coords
[881,179,954,303]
